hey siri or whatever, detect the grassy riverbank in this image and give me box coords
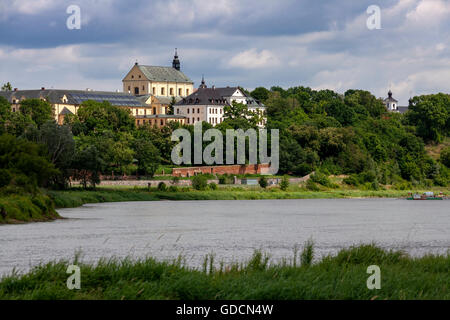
[0,194,60,224]
[0,244,448,300]
[46,185,448,210]
[1,185,447,224]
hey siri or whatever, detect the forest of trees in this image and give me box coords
[0,85,449,191]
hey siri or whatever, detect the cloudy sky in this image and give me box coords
[0,0,449,104]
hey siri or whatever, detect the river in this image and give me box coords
[0,199,449,275]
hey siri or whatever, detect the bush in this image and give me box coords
[280,175,289,191]
[171,176,180,185]
[168,186,178,192]
[157,182,167,191]
[259,176,268,189]
[192,175,208,191]
[343,175,359,186]
[310,172,331,187]
[208,182,218,190]
[440,147,450,168]
[306,179,320,191]
[0,169,12,188]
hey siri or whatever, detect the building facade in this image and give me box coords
[0,88,187,126]
[174,79,266,127]
[122,50,194,98]
[383,90,408,114]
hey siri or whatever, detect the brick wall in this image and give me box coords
[172,164,271,177]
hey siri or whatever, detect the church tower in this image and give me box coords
[172,48,181,71]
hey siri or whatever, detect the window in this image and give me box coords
[134,87,139,95]
[187,118,190,124]
[128,86,131,91]
[179,88,182,96]
[187,109,190,114]
[186,89,190,95]
[197,108,200,113]
[197,117,200,122]
[160,120,163,126]
[161,88,165,95]
[153,87,156,95]
[131,75,134,79]
[137,120,140,125]
[170,88,174,96]
[139,75,141,79]
[153,107,156,114]
[136,109,139,114]
[142,86,145,91]
[177,108,179,114]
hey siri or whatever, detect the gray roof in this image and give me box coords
[0,89,146,107]
[59,107,74,115]
[136,94,183,106]
[397,106,409,114]
[137,65,193,83]
[174,87,265,108]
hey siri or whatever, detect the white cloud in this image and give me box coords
[228,49,280,69]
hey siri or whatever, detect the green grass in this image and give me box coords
[47,186,448,210]
[0,194,59,224]
[0,244,448,300]
[47,189,159,208]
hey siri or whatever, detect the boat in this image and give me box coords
[406,192,445,200]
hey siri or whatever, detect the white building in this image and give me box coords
[174,78,266,126]
[383,90,409,113]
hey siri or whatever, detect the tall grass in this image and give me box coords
[0,244,448,300]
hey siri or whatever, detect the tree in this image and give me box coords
[72,145,104,189]
[25,121,75,188]
[1,82,12,91]
[440,147,450,168]
[68,100,135,134]
[259,176,268,188]
[192,174,208,190]
[19,99,53,128]
[250,87,270,102]
[133,138,161,177]
[0,134,58,190]
[167,97,176,115]
[407,94,450,143]
[280,175,289,191]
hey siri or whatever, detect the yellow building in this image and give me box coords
[122,50,194,98]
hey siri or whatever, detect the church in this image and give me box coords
[121,49,194,126]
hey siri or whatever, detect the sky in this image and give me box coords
[0,0,449,105]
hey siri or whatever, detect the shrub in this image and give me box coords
[440,147,450,168]
[259,176,268,189]
[0,169,12,189]
[208,182,218,190]
[171,176,180,185]
[192,175,208,191]
[280,175,289,191]
[157,182,167,191]
[168,186,178,192]
[343,175,359,186]
[306,179,320,191]
[310,172,331,187]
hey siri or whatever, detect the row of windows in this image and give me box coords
[128,86,189,96]
[136,118,184,126]
[209,108,222,115]
[134,107,161,115]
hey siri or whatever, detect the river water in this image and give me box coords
[0,199,449,275]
